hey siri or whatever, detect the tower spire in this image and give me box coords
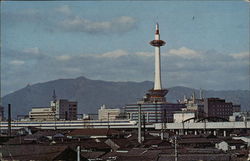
[155,23,159,34]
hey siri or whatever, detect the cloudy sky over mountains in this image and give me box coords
[1,1,249,95]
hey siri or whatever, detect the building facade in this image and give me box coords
[125,103,185,123]
[173,111,196,123]
[181,93,205,118]
[98,105,122,121]
[233,104,241,113]
[29,107,55,121]
[204,98,233,120]
[29,99,77,121]
[53,99,77,120]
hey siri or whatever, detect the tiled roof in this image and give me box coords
[68,128,121,136]
[2,145,86,161]
[102,148,161,161]
[81,151,106,159]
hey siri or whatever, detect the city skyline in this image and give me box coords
[1,1,249,95]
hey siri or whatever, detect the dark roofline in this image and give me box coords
[31,107,50,109]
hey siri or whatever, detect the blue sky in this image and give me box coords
[1,1,249,95]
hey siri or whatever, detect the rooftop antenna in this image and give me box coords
[199,88,202,99]
[52,89,57,103]
[192,91,195,102]
[51,89,57,125]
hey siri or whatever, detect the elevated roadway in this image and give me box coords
[154,121,250,130]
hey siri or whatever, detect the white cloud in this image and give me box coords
[3,47,249,96]
[9,60,25,65]
[168,47,201,58]
[60,16,136,33]
[135,51,153,57]
[55,5,71,15]
[115,16,135,24]
[230,51,249,60]
[97,50,128,58]
[22,47,40,55]
[56,55,71,61]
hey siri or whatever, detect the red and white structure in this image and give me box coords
[150,23,166,90]
[145,23,168,103]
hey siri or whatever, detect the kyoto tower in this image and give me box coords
[150,23,165,90]
[148,23,168,102]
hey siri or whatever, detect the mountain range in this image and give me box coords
[2,76,250,118]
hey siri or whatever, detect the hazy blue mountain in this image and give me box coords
[2,76,250,118]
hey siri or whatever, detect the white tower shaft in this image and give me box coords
[154,46,162,90]
[154,23,162,90]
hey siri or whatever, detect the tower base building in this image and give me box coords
[125,102,185,123]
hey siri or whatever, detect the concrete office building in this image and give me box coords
[29,99,77,121]
[173,111,196,123]
[51,99,77,120]
[125,103,185,123]
[29,107,55,121]
[98,105,122,121]
[204,98,233,120]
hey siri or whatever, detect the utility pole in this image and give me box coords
[143,114,146,142]
[8,104,11,137]
[54,114,57,130]
[77,146,81,161]
[174,135,178,161]
[155,100,158,123]
[108,112,110,129]
[138,104,142,144]
[161,109,167,140]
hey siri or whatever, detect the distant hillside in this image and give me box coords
[2,76,250,118]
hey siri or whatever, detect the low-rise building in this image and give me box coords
[215,140,247,151]
[229,112,250,122]
[173,111,195,123]
[98,105,122,121]
[29,107,55,121]
[125,102,185,123]
[29,99,77,121]
[204,98,233,120]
